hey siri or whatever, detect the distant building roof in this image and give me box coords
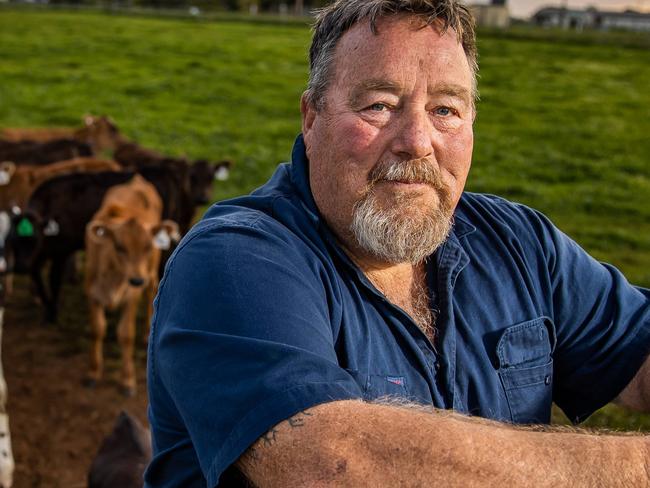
[533,6,650,31]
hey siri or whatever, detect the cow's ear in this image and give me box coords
[0,161,16,186]
[42,219,60,237]
[151,220,180,250]
[214,162,230,181]
[87,220,111,244]
[16,215,36,238]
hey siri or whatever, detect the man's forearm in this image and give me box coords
[617,354,650,413]
[237,400,649,487]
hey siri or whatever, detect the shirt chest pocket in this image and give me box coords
[345,369,409,401]
[497,317,556,424]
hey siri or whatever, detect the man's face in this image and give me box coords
[302,15,474,265]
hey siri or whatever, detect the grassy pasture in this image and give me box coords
[0,8,649,429]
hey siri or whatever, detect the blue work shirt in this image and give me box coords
[145,135,650,487]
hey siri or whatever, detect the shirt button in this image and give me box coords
[544,375,551,385]
[434,361,441,371]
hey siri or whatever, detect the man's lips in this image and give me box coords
[377,178,434,188]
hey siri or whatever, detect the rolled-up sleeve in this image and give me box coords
[519,205,650,423]
[147,216,363,487]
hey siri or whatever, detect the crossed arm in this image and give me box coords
[236,357,650,487]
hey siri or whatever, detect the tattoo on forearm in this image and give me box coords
[254,410,314,457]
[288,410,313,428]
[248,446,260,461]
[262,427,278,447]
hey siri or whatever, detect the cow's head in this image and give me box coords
[6,208,50,273]
[87,218,179,288]
[189,160,232,205]
[80,115,128,152]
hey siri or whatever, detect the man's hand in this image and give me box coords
[237,400,650,487]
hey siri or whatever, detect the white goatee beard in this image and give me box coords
[350,159,454,265]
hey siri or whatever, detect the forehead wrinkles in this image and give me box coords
[330,20,471,101]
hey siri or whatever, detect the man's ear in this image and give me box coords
[300,91,317,137]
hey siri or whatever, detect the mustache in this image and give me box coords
[367,158,445,190]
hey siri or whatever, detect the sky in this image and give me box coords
[471,0,650,18]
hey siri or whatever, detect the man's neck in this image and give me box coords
[341,244,435,341]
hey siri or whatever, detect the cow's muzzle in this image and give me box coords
[128,277,145,287]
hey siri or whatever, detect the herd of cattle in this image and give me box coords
[0,115,232,487]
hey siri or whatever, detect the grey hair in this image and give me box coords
[305,0,478,110]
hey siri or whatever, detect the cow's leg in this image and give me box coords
[63,252,80,284]
[47,253,68,324]
[142,277,158,344]
[0,308,15,488]
[117,297,139,397]
[85,300,106,388]
[30,256,52,325]
[3,274,12,297]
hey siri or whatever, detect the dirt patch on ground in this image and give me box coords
[3,275,149,488]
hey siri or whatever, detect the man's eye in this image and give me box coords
[434,107,453,116]
[369,103,387,112]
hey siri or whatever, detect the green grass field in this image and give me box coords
[1,7,649,430]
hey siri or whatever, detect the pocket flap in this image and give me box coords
[497,317,556,368]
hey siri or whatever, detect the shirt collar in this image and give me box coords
[289,134,321,224]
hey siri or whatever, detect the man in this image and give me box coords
[145,0,650,486]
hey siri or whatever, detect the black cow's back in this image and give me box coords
[135,164,194,234]
[28,170,136,252]
[0,138,93,165]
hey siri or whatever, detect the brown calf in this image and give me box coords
[1,115,127,153]
[0,158,121,211]
[84,175,178,396]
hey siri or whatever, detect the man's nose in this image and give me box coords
[390,109,434,160]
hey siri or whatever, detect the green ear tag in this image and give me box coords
[17,218,34,237]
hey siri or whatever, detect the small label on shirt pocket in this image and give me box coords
[496,317,556,424]
[345,369,409,401]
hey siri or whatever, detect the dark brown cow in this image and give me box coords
[1,115,126,153]
[88,411,151,488]
[0,138,93,166]
[84,175,178,395]
[0,158,121,211]
[190,159,232,204]
[115,142,231,231]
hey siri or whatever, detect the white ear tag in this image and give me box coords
[153,229,171,250]
[43,219,60,236]
[0,169,11,186]
[214,166,229,181]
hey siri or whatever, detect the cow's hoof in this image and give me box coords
[121,385,136,398]
[82,377,97,389]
